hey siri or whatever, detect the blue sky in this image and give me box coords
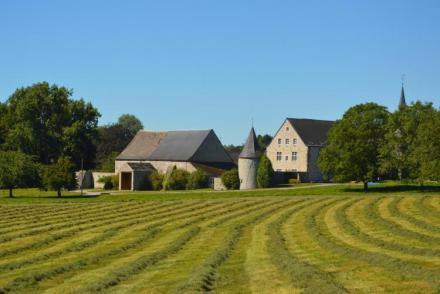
[1,1,439,144]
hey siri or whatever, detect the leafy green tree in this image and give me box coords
[43,157,76,197]
[95,124,133,170]
[379,102,437,181]
[2,82,100,169]
[221,169,240,190]
[0,151,40,197]
[62,99,100,169]
[257,134,273,152]
[118,114,143,136]
[318,103,389,191]
[0,102,6,148]
[410,109,440,184]
[257,154,274,188]
[187,170,209,190]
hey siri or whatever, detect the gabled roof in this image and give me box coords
[116,131,167,160]
[287,118,334,146]
[116,129,234,164]
[239,127,259,159]
[148,130,211,161]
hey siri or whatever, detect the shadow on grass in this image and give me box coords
[343,184,440,193]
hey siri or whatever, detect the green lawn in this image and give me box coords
[0,184,439,293]
[1,181,440,203]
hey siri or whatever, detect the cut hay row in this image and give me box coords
[0,202,115,226]
[269,198,349,294]
[96,201,293,293]
[363,197,440,245]
[0,202,161,241]
[334,198,440,263]
[0,195,439,293]
[177,199,303,292]
[0,201,201,258]
[389,197,440,233]
[0,200,281,292]
[0,201,149,234]
[306,197,440,292]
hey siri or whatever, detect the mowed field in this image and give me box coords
[0,194,440,293]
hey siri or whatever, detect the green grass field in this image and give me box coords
[0,185,439,293]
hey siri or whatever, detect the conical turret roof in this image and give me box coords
[399,85,407,108]
[239,127,259,159]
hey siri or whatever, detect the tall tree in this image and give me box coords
[0,151,40,197]
[118,114,143,136]
[318,103,389,191]
[410,108,440,184]
[62,99,100,169]
[379,102,437,181]
[257,134,273,151]
[95,124,133,171]
[0,102,6,148]
[2,82,100,169]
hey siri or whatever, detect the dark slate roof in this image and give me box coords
[287,118,334,146]
[239,127,259,159]
[116,131,167,160]
[148,130,211,161]
[117,129,234,164]
[399,85,407,108]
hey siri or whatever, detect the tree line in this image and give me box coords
[0,82,144,196]
[318,101,440,190]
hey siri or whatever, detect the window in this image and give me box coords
[292,152,297,161]
[286,127,289,131]
[276,152,282,161]
[278,138,282,144]
[285,138,289,144]
[293,138,297,145]
[285,155,289,161]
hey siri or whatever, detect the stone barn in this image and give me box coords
[115,129,235,190]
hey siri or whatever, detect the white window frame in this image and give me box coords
[276,152,282,161]
[292,152,297,161]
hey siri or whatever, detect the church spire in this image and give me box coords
[399,84,407,109]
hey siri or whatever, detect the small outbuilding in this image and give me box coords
[115,129,235,190]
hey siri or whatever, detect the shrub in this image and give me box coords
[221,169,240,190]
[111,175,119,190]
[43,157,76,197]
[164,168,190,190]
[150,171,164,191]
[187,170,209,190]
[98,176,113,190]
[257,154,274,188]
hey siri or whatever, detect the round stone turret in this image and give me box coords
[238,128,259,190]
